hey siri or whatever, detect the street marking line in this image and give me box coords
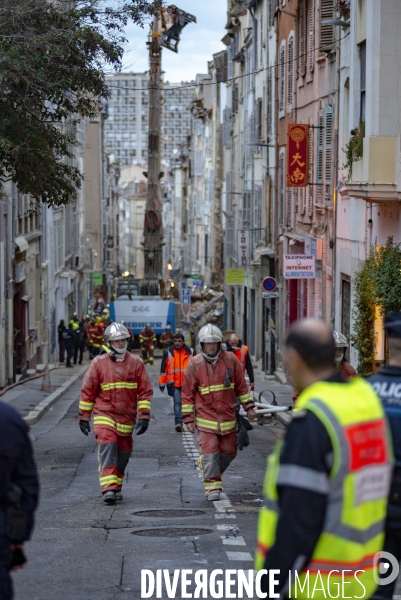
[226,551,253,561]
[221,536,246,546]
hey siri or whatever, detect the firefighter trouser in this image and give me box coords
[95,427,133,493]
[197,431,237,492]
[141,347,154,364]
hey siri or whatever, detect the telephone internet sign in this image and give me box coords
[283,254,315,279]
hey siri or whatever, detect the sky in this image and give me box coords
[119,1,228,83]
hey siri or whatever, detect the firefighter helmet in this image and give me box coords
[198,324,223,344]
[104,323,130,343]
[333,330,348,349]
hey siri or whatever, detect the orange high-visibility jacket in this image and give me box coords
[78,352,153,436]
[181,351,255,435]
[159,345,195,391]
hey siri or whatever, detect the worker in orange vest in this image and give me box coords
[159,333,195,432]
[225,333,255,391]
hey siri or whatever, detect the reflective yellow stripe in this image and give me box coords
[79,400,95,411]
[137,400,151,410]
[220,420,237,431]
[195,417,219,431]
[198,384,235,395]
[204,481,223,490]
[100,382,138,391]
[94,416,115,427]
[238,392,252,404]
[94,416,134,433]
[116,423,134,433]
[182,403,194,414]
[100,475,119,484]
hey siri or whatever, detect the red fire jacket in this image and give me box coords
[78,352,153,436]
[181,351,255,435]
[139,328,156,351]
[86,323,104,349]
[159,345,195,392]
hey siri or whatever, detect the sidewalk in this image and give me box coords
[1,358,90,424]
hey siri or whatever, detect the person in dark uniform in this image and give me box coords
[57,319,66,363]
[0,402,39,600]
[73,319,87,365]
[368,312,401,599]
[63,323,75,368]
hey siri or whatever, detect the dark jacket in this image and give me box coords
[0,402,39,540]
[57,323,66,342]
[368,366,401,524]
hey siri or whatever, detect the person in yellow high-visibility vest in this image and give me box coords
[255,319,393,599]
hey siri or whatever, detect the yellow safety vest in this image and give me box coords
[255,377,393,599]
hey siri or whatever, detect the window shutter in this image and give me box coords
[254,18,258,69]
[279,44,285,113]
[308,0,315,72]
[307,126,314,215]
[260,12,264,64]
[243,191,251,228]
[279,151,285,229]
[324,106,333,185]
[360,41,366,92]
[209,170,215,203]
[255,98,263,139]
[225,216,234,260]
[320,0,333,53]
[299,1,306,77]
[223,107,232,146]
[267,72,273,135]
[253,185,262,245]
[286,188,293,227]
[288,36,294,105]
[269,0,276,26]
[316,109,324,205]
[299,187,305,215]
[197,188,203,216]
[228,42,233,80]
[232,84,239,113]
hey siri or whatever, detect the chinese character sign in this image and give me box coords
[287,124,309,187]
[237,230,250,267]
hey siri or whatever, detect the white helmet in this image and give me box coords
[104,322,130,343]
[333,330,348,349]
[198,324,223,344]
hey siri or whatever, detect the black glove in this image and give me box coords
[159,385,165,393]
[135,420,148,435]
[79,420,91,436]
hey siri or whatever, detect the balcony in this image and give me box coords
[345,136,398,203]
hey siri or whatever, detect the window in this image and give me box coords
[286,188,293,228]
[255,98,263,139]
[242,191,251,228]
[279,42,286,116]
[298,1,306,77]
[307,125,314,215]
[53,212,64,272]
[260,12,264,65]
[288,33,294,107]
[324,105,333,204]
[359,41,366,122]
[320,0,333,53]
[269,0,276,26]
[308,0,315,72]
[267,72,273,135]
[279,150,285,230]
[316,109,324,206]
[253,185,262,245]
[254,18,258,69]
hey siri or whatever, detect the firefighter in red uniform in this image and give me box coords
[225,333,255,391]
[78,323,153,504]
[139,322,156,365]
[159,332,195,432]
[160,324,175,351]
[182,324,256,501]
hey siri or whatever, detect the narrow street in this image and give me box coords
[12,361,287,600]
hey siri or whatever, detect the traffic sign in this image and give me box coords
[182,304,190,317]
[181,289,191,318]
[263,291,279,299]
[181,289,190,304]
[262,277,277,292]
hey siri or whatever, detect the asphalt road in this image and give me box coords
[13,361,286,600]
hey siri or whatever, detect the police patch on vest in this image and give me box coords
[353,464,392,506]
[344,420,388,471]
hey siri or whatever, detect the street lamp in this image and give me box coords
[167,263,173,271]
